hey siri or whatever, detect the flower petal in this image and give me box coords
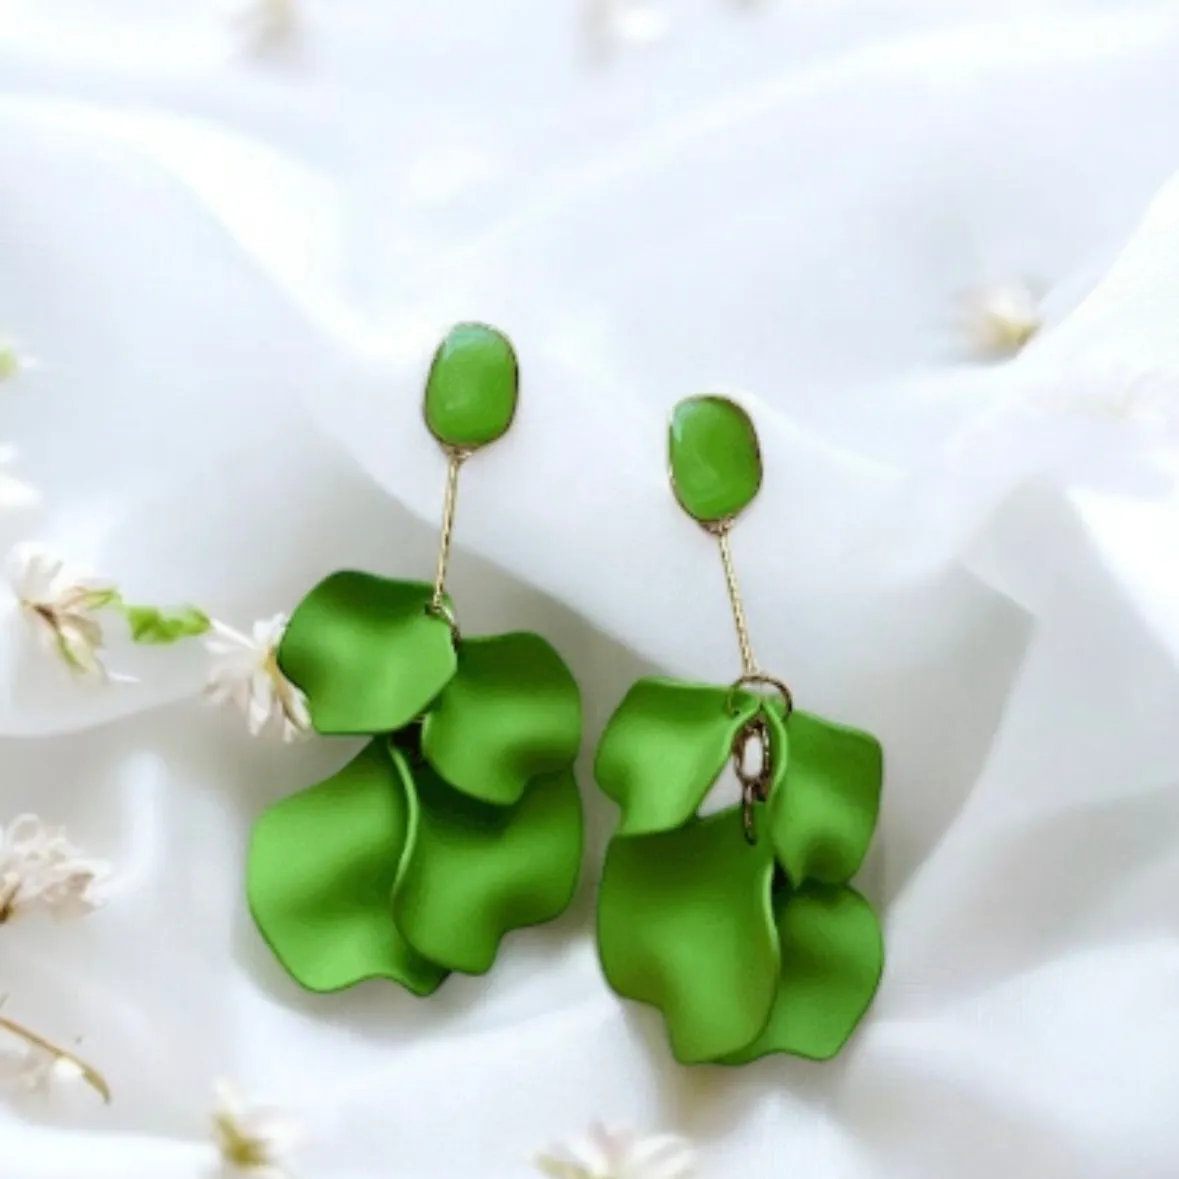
[593,678,761,835]
[597,807,778,1063]
[247,740,448,995]
[766,707,883,886]
[277,572,456,735]
[725,884,883,1063]
[392,758,582,974]
[420,631,581,805]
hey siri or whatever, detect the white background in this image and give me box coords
[3,1,1179,1176]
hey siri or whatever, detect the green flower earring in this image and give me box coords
[248,324,584,995]
[593,395,884,1064]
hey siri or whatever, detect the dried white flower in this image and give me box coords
[961,280,1042,358]
[0,1007,110,1103]
[0,815,109,924]
[213,1080,301,1177]
[0,1035,85,1093]
[0,447,38,512]
[6,544,126,680]
[227,0,300,58]
[537,1125,696,1179]
[0,341,36,383]
[204,615,310,742]
[585,0,670,60]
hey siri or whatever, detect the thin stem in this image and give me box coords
[431,449,467,612]
[715,525,757,677]
[0,1008,111,1103]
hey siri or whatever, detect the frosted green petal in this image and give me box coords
[278,573,457,736]
[767,709,883,886]
[392,757,582,975]
[727,884,883,1063]
[421,632,581,806]
[594,678,761,835]
[247,741,448,996]
[597,808,778,1063]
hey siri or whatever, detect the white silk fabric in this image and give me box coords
[3,2,1179,1176]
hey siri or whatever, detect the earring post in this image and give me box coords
[431,448,468,613]
[714,524,757,678]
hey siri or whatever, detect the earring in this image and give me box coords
[248,324,584,995]
[593,395,883,1064]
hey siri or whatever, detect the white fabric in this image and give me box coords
[2,1,1179,1176]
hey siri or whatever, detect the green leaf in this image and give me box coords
[392,756,582,975]
[420,631,581,806]
[726,883,883,1063]
[668,395,762,525]
[766,709,883,886]
[246,741,448,996]
[593,678,761,835]
[423,323,519,450]
[278,573,457,736]
[597,807,779,1064]
[122,603,211,644]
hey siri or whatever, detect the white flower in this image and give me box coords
[960,280,1043,358]
[0,1035,86,1094]
[585,0,670,60]
[0,341,36,383]
[204,614,310,742]
[6,544,125,680]
[226,0,300,58]
[0,815,109,924]
[0,447,38,512]
[537,1125,696,1179]
[0,1008,110,1103]
[212,1080,301,1177]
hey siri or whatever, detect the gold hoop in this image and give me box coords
[725,672,793,719]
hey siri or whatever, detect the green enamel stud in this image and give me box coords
[669,395,762,526]
[424,323,519,451]
[248,323,584,999]
[592,393,884,1065]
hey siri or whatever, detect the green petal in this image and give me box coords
[278,573,457,735]
[420,631,581,806]
[392,759,583,975]
[247,741,448,995]
[766,708,883,886]
[593,678,761,835]
[727,884,883,1063]
[597,808,778,1063]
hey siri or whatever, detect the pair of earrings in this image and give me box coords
[247,324,883,1066]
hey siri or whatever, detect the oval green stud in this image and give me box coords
[668,395,763,525]
[424,323,519,450]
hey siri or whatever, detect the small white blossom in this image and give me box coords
[537,1125,696,1179]
[6,544,125,680]
[226,0,300,58]
[0,814,110,923]
[0,1035,86,1094]
[585,0,670,60]
[0,447,39,512]
[0,1008,109,1103]
[961,280,1043,358]
[212,1080,301,1177]
[204,615,310,742]
[0,341,36,383]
